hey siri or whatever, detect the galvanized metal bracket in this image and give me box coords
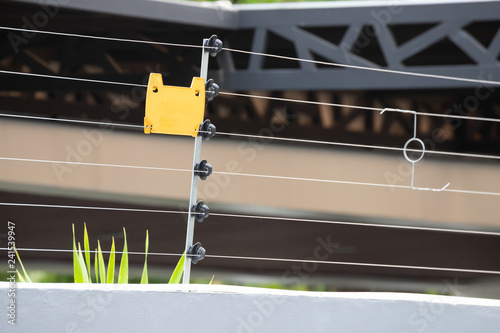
[182,35,222,284]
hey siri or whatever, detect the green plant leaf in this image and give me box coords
[77,242,90,283]
[94,249,99,283]
[107,237,115,284]
[16,269,26,283]
[168,252,185,284]
[72,224,85,283]
[84,222,91,282]
[118,228,128,284]
[98,240,106,284]
[14,246,31,283]
[140,230,149,284]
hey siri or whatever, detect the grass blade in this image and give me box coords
[140,230,149,284]
[107,237,115,284]
[83,223,91,282]
[98,240,106,284]
[14,246,32,283]
[77,242,90,283]
[72,224,85,283]
[118,228,128,284]
[16,269,26,283]
[168,252,185,284]
[94,249,99,283]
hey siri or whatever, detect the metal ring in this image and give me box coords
[403,137,425,163]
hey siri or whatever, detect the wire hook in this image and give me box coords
[382,108,453,192]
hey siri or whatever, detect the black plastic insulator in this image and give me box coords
[192,200,209,222]
[199,119,216,141]
[204,35,223,57]
[187,242,206,264]
[205,79,219,101]
[195,159,213,180]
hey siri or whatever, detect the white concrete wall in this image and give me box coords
[1,283,500,332]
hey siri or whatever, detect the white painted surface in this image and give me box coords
[1,283,500,332]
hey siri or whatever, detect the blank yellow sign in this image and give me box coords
[144,74,205,137]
